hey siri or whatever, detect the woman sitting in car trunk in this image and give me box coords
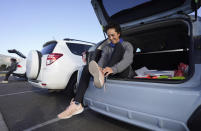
[57,23,134,119]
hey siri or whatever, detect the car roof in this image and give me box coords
[63,38,96,45]
[43,39,95,47]
[63,40,95,46]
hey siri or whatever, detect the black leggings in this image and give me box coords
[4,70,13,81]
[74,44,130,103]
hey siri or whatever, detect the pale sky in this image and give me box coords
[0,0,200,58]
[0,0,105,58]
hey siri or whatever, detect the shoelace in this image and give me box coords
[63,102,80,115]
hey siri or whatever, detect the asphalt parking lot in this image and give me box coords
[0,76,147,131]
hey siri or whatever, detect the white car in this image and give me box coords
[8,49,27,78]
[26,38,94,92]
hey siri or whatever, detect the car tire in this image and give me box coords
[26,50,42,80]
[48,89,62,93]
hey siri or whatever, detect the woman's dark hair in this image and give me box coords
[104,23,122,36]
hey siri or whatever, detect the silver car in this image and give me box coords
[79,0,201,131]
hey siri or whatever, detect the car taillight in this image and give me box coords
[46,53,63,65]
[17,65,22,68]
[41,83,47,86]
[82,51,86,64]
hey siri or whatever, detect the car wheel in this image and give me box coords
[48,89,62,93]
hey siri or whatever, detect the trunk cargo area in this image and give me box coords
[121,19,192,82]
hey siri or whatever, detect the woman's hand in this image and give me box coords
[103,67,113,77]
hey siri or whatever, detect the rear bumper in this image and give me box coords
[28,80,43,88]
[84,97,189,131]
[12,73,26,78]
[28,79,66,89]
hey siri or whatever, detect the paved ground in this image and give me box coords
[0,76,147,131]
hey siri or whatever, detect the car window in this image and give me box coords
[41,42,57,55]
[66,43,92,56]
[99,0,185,24]
[102,0,151,17]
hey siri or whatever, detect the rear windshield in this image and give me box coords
[66,43,92,56]
[99,0,185,24]
[41,42,57,55]
[102,0,152,17]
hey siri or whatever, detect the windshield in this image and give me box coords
[66,43,92,56]
[41,43,57,55]
[99,0,185,24]
[102,0,151,17]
